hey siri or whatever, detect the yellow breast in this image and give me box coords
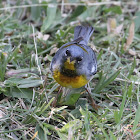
[53,70,88,88]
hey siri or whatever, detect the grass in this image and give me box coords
[0,0,140,139]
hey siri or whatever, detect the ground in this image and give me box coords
[0,0,140,139]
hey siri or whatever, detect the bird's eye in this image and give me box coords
[65,49,71,56]
[77,56,83,62]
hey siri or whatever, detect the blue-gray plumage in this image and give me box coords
[50,26,97,87]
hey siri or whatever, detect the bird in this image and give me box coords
[50,26,98,109]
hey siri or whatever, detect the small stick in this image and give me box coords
[52,86,62,107]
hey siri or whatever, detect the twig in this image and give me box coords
[31,24,42,80]
[115,78,140,85]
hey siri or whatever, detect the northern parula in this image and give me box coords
[50,26,97,89]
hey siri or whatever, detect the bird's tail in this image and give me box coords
[74,26,94,45]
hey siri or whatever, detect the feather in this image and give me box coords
[74,26,94,45]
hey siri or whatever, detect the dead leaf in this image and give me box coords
[124,22,135,50]
[43,34,50,41]
[114,24,123,35]
[4,31,14,36]
[37,32,50,41]
[107,18,117,34]
[90,44,98,52]
[37,32,43,39]
[50,47,59,55]
[128,49,136,56]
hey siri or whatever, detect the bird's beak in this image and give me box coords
[64,57,75,70]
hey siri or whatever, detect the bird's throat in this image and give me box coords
[61,67,78,77]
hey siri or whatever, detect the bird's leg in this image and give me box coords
[85,84,100,110]
[52,86,62,107]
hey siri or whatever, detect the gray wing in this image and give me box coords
[74,26,94,45]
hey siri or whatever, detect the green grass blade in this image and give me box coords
[90,113,109,140]
[118,90,127,123]
[132,104,140,132]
